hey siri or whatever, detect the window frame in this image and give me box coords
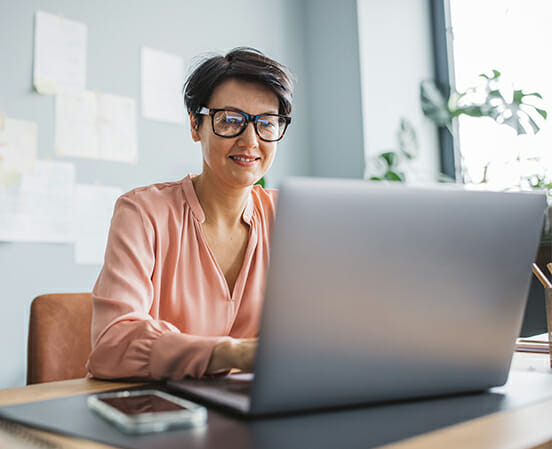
[429,0,460,181]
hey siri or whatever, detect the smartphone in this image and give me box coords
[87,390,207,434]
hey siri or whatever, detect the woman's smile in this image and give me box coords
[229,154,261,167]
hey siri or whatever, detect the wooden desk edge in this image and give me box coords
[2,355,552,449]
[380,397,552,449]
[0,378,145,406]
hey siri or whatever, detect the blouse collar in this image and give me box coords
[182,174,254,225]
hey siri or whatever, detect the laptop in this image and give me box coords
[168,177,547,416]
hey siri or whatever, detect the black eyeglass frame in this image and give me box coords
[197,106,291,142]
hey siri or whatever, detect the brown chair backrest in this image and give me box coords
[27,293,92,384]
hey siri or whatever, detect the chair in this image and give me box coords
[27,293,92,385]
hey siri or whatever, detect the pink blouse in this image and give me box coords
[86,175,277,380]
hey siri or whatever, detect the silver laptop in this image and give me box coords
[168,177,547,416]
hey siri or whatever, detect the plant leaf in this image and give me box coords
[495,99,545,135]
[379,151,399,168]
[479,69,501,80]
[522,91,543,100]
[420,80,451,128]
[454,105,484,118]
[488,89,505,101]
[502,112,527,135]
[397,118,418,160]
[513,90,524,104]
[536,108,548,119]
[524,113,541,134]
[383,170,404,182]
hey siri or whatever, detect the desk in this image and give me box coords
[1,353,551,449]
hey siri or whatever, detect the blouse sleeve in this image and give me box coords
[86,194,229,380]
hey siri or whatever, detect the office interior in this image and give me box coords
[0,0,548,392]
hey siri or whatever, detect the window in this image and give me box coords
[446,0,552,189]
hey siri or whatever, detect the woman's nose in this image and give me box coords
[238,122,259,147]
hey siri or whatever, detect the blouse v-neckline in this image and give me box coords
[181,175,258,301]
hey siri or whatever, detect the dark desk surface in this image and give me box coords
[1,352,551,449]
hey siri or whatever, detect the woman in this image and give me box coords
[86,48,293,380]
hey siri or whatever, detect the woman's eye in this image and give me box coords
[225,115,243,125]
[258,119,276,129]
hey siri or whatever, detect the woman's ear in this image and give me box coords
[190,113,201,142]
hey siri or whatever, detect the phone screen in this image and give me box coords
[99,394,190,415]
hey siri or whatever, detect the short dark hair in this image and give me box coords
[183,47,294,129]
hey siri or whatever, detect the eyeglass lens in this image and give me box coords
[212,110,286,141]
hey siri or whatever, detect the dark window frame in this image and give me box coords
[429,0,460,181]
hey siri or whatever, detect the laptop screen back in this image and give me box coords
[250,178,546,414]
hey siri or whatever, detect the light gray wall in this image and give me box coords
[0,0,437,388]
[303,0,366,179]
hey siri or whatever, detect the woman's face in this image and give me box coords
[191,78,280,189]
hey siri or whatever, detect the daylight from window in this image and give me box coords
[450,0,552,190]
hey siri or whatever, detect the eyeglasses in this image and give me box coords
[197,107,291,142]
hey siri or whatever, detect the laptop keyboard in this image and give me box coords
[207,377,252,395]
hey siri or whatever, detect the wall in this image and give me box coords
[357,0,440,182]
[303,0,366,179]
[0,0,439,388]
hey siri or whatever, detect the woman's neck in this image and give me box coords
[192,173,252,227]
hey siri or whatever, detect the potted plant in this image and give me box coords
[367,118,418,183]
[421,69,547,183]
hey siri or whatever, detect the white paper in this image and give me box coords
[73,184,122,265]
[0,160,75,242]
[141,47,185,124]
[55,90,137,163]
[33,11,87,95]
[54,91,98,158]
[0,116,38,190]
[97,92,138,163]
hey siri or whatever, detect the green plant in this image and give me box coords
[525,174,552,210]
[421,69,547,135]
[421,69,550,189]
[369,118,418,182]
[526,174,552,192]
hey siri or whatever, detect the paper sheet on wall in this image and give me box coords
[54,91,98,158]
[73,184,121,265]
[55,91,137,163]
[33,11,87,95]
[97,93,138,162]
[0,160,75,242]
[141,47,185,124]
[0,116,37,189]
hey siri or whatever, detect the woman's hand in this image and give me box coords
[206,338,258,375]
